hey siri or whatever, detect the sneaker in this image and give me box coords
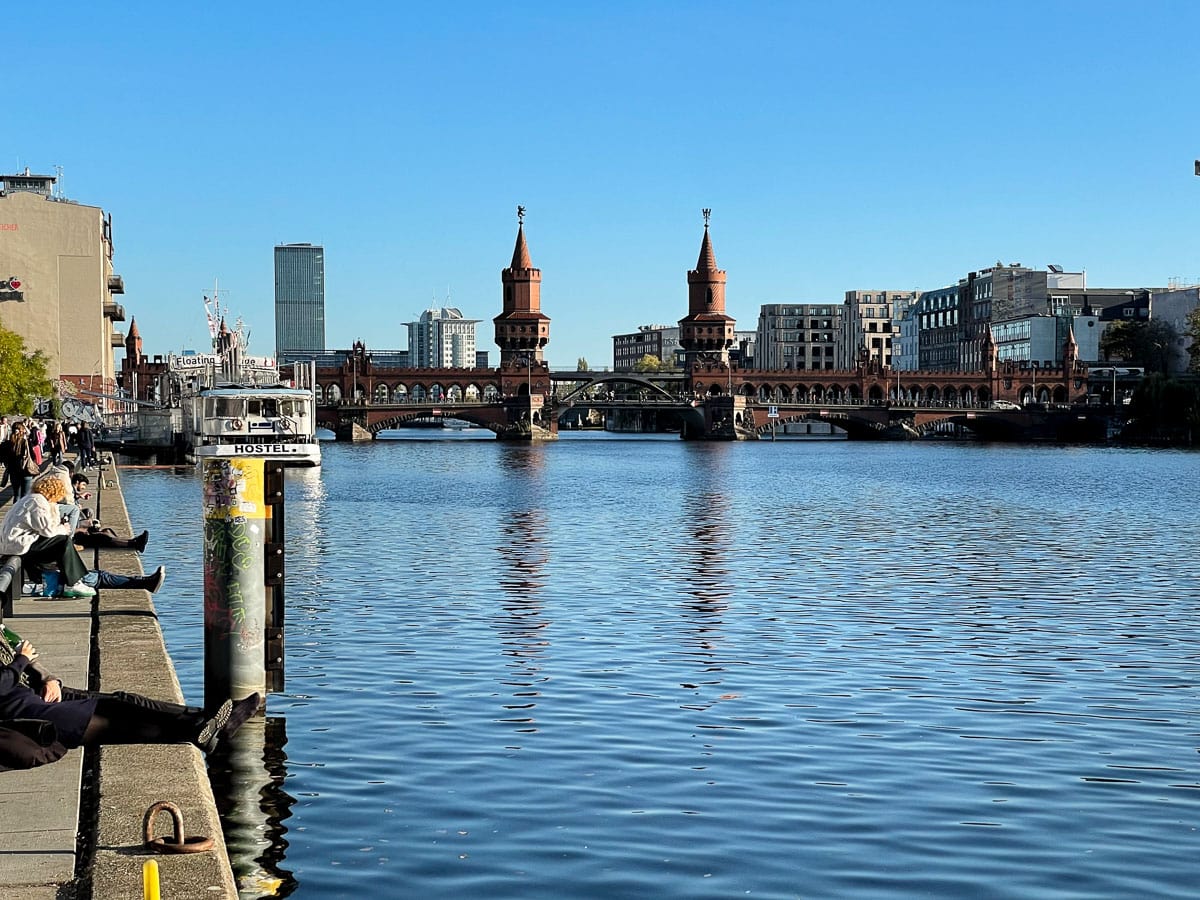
[144,566,166,593]
[220,693,262,742]
[61,581,96,598]
[196,699,233,753]
[132,530,149,554]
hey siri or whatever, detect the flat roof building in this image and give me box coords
[0,169,126,407]
[275,243,325,362]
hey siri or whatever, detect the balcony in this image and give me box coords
[104,300,126,322]
[111,331,126,347]
[108,273,125,294]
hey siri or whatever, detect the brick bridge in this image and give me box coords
[311,211,1094,441]
[314,352,1098,441]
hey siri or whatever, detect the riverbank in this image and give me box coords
[0,464,237,899]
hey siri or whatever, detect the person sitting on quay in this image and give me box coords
[0,635,260,770]
[65,469,150,554]
[43,458,85,536]
[0,421,40,500]
[0,475,166,598]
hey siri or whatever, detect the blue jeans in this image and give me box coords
[11,474,33,499]
[82,569,153,589]
[58,502,81,535]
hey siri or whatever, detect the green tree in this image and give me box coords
[0,325,52,415]
[1185,306,1200,374]
[632,354,662,373]
[1099,319,1177,373]
[1125,373,1200,445]
[576,357,589,372]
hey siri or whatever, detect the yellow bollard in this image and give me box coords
[143,858,161,900]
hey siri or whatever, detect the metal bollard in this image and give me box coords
[201,458,267,709]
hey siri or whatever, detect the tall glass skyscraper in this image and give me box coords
[274,243,325,361]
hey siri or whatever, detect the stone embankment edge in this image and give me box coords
[83,467,238,899]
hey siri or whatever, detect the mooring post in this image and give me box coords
[263,462,286,692]
[202,458,267,708]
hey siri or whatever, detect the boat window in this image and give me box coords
[278,400,294,417]
[262,399,278,417]
[246,399,261,417]
[211,398,246,417]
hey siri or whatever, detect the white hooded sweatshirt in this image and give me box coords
[0,493,70,555]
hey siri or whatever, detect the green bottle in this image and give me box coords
[2,625,21,648]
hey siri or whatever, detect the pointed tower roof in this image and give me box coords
[1065,324,1077,347]
[510,224,532,270]
[128,317,140,338]
[695,224,718,272]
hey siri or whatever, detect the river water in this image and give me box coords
[119,435,1200,899]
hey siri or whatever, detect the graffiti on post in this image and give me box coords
[202,458,266,647]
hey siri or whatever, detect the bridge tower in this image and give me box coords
[494,206,551,365]
[678,209,736,367]
[1063,324,1079,399]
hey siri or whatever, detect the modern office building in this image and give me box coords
[754,303,841,371]
[274,243,325,362]
[406,307,480,368]
[0,169,126,407]
[913,263,1160,372]
[612,324,681,371]
[840,290,917,369]
[991,313,1100,367]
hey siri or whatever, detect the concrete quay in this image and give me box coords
[0,464,237,899]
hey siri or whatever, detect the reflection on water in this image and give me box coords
[209,717,296,897]
[122,442,1200,900]
[492,455,550,737]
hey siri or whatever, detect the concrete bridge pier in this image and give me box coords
[335,420,372,442]
[497,395,558,441]
[680,396,747,441]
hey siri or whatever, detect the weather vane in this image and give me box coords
[517,205,526,225]
[702,208,711,227]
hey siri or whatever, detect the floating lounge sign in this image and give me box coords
[0,277,23,302]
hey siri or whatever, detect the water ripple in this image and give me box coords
[121,440,1200,899]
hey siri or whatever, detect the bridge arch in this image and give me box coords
[556,373,677,405]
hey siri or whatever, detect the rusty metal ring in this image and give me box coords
[142,800,215,854]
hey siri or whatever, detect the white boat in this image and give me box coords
[191,384,321,467]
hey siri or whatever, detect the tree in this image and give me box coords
[1125,373,1200,445]
[1099,319,1177,373]
[0,325,52,415]
[576,357,589,372]
[632,354,663,373]
[1185,306,1200,374]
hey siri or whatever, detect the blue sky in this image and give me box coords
[10,1,1200,368]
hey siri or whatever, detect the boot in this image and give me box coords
[131,531,149,554]
[136,566,166,593]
